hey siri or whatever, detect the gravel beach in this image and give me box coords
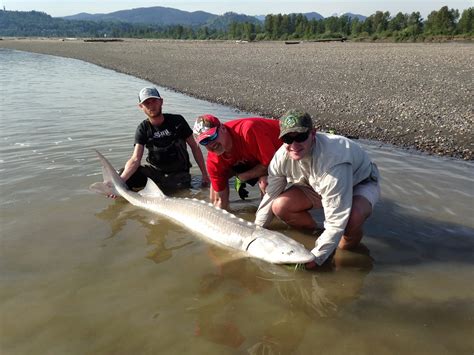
[1,38,472,159]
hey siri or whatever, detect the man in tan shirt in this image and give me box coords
[255,110,381,269]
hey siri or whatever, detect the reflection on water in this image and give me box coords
[191,244,373,353]
[1,49,473,354]
[95,201,193,264]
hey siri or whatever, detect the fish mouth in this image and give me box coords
[247,238,315,264]
[273,255,315,265]
[280,248,315,264]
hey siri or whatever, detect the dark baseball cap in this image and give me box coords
[279,110,313,138]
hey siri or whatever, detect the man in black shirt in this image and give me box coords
[119,87,209,192]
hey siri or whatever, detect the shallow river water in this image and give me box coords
[1,49,473,355]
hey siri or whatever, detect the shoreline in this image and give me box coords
[1,38,472,160]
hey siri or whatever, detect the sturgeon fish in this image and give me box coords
[91,150,315,265]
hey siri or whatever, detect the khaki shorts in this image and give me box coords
[294,178,381,210]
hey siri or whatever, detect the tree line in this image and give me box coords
[0,6,472,40]
[104,6,474,41]
[222,6,473,41]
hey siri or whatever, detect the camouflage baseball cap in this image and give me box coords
[278,110,313,138]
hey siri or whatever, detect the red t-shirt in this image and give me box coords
[207,118,282,192]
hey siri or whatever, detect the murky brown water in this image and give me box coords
[1,49,473,354]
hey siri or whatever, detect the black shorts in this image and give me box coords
[120,165,191,192]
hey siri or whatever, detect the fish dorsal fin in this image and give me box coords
[138,178,166,198]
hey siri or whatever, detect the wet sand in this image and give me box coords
[1,38,472,159]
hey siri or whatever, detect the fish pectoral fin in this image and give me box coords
[89,182,119,197]
[138,178,166,198]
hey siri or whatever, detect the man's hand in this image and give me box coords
[201,174,210,187]
[89,181,119,199]
[258,176,268,194]
[105,181,119,199]
[234,176,249,200]
[305,260,318,270]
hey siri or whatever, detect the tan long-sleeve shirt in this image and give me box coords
[255,132,378,265]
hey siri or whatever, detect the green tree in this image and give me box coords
[272,14,283,39]
[243,22,256,41]
[264,14,273,38]
[457,7,473,34]
[294,14,307,38]
[389,12,408,32]
[361,15,374,34]
[196,26,208,39]
[339,15,352,36]
[315,19,325,35]
[228,22,241,39]
[425,6,459,35]
[372,11,390,33]
[351,18,362,36]
[324,16,339,34]
[303,19,317,38]
[281,14,290,38]
[407,12,423,35]
[174,25,184,39]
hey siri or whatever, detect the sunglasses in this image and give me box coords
[281,131,310,144]
[199,130,219,146]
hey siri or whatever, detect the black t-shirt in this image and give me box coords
[135,113,193,173]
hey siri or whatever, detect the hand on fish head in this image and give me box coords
[246,227,315,265]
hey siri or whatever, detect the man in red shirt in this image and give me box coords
[193,114,282,210]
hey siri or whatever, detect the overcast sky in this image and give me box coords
[3,0,472,18]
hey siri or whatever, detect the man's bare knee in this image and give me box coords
[341,197,372,249]
[350,196,372,223]
[271,197,287,218]
[346,208,366,232]
[339,232,363,250]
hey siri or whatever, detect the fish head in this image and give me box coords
[247,228,315,264]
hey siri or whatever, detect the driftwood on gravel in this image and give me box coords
[83,39,124,43]
[307,37,347,42]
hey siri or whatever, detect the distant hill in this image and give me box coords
[0,10,118,37]
[0,9,262,37]
[62,12,98,21]
[254,12,324,21]
[0,8,379,40]
[62,7,360,27]
[342,13,367,21]
[206,12,262,30]
[62,6,217,26]
[300,12,324,20]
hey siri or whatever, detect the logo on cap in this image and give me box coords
[282,115,298,129]
[279,110,313,138]
[193,114,221,143]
